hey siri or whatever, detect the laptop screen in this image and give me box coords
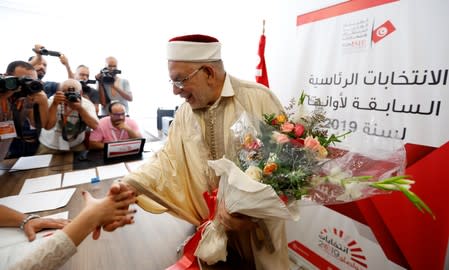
[103,138,146,160]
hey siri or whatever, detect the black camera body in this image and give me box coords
[79,80,96,94]
[100,68,121,84]
[20,78,43,96]
[0,75,43,97]
[33,47,61,57]
[65,91,81,103]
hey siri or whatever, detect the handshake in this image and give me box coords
[91,181,138,239]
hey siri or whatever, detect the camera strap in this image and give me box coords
[10,98,41,140]
[101,82,112,104]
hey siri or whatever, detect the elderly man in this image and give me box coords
[104,35,289,269]
[88,100,141,150]
[37,79,98,154]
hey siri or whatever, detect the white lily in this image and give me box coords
[337,182,368,201]
[326,166,351,186]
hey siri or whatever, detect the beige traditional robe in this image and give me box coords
[123,74,289,269]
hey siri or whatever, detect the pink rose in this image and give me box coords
[293,124,305,137]
[273,132,290,144]
[304,136,321,151]
[280,122,295,133]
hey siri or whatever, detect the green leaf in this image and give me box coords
[397,185,435,219]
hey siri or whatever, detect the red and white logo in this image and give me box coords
[318,227,368,270]
[372,20,396,43]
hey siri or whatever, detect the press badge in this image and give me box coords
[0,121,17,139]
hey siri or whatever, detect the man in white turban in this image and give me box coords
[106,34,289,269]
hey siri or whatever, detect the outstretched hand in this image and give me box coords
[91,181,137,239]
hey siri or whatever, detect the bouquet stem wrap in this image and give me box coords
[166,190,218,270]
[194,158,299,266]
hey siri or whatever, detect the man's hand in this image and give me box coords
[216,200,257,232]
[59,54,69,66]
[24,217,70,241]
[0,91,15,100]
[114,121,128,130]
[51,91,66,106]
[28,91,47,106]
[33,44,45,55]
[66,99,82,111]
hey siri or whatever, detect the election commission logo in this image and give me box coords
[318,227,368,270]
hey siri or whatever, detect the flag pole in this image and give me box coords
[262,19,265,35]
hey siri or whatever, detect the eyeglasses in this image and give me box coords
[111,112,126,118]
[169,66,203,89]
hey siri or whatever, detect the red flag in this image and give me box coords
[372,20,396,43]
[256,32,269,87]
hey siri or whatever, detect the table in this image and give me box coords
[0,153,195,270]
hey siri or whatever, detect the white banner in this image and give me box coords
[294,0,449,147]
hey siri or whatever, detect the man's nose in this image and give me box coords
[173,85,182,95]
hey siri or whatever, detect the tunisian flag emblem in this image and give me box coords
[372,20,396,43]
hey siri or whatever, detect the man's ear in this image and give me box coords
[202,65,214,79]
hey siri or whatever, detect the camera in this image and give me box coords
[0,75,43,96]
[32,47,61,57]
[20,78,44,96]
[0,75,20,93]
[65,88,81,102]
[100,68,121,84]
[79,80,96,94]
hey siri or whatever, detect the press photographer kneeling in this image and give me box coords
[0,61,48,158]
[36,79,98,154]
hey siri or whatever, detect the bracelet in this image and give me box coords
[19,214,41,230]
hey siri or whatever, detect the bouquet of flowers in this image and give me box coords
[194,92,433,266]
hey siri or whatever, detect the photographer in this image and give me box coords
[74,65,100,115]
[29,44,74,98]
[95,56,132,116]
[37,79,98,154]
[0,61,48,158]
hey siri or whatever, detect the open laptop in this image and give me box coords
[103,138,146,163]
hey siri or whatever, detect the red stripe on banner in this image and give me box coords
[296,0,399,26]
[109,149,140,157]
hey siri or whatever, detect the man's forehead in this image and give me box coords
[78,67,89,73]
[168,62,193,74]
[13,67,37,78]
[111,103,125,111]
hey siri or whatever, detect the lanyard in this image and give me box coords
[62,104,73,125]
[111,128,125,141]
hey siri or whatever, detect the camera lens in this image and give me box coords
[65,92,80,102]
[21,79,43,94]
[5,77,20,90]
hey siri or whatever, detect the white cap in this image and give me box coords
[167,34,221,62]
